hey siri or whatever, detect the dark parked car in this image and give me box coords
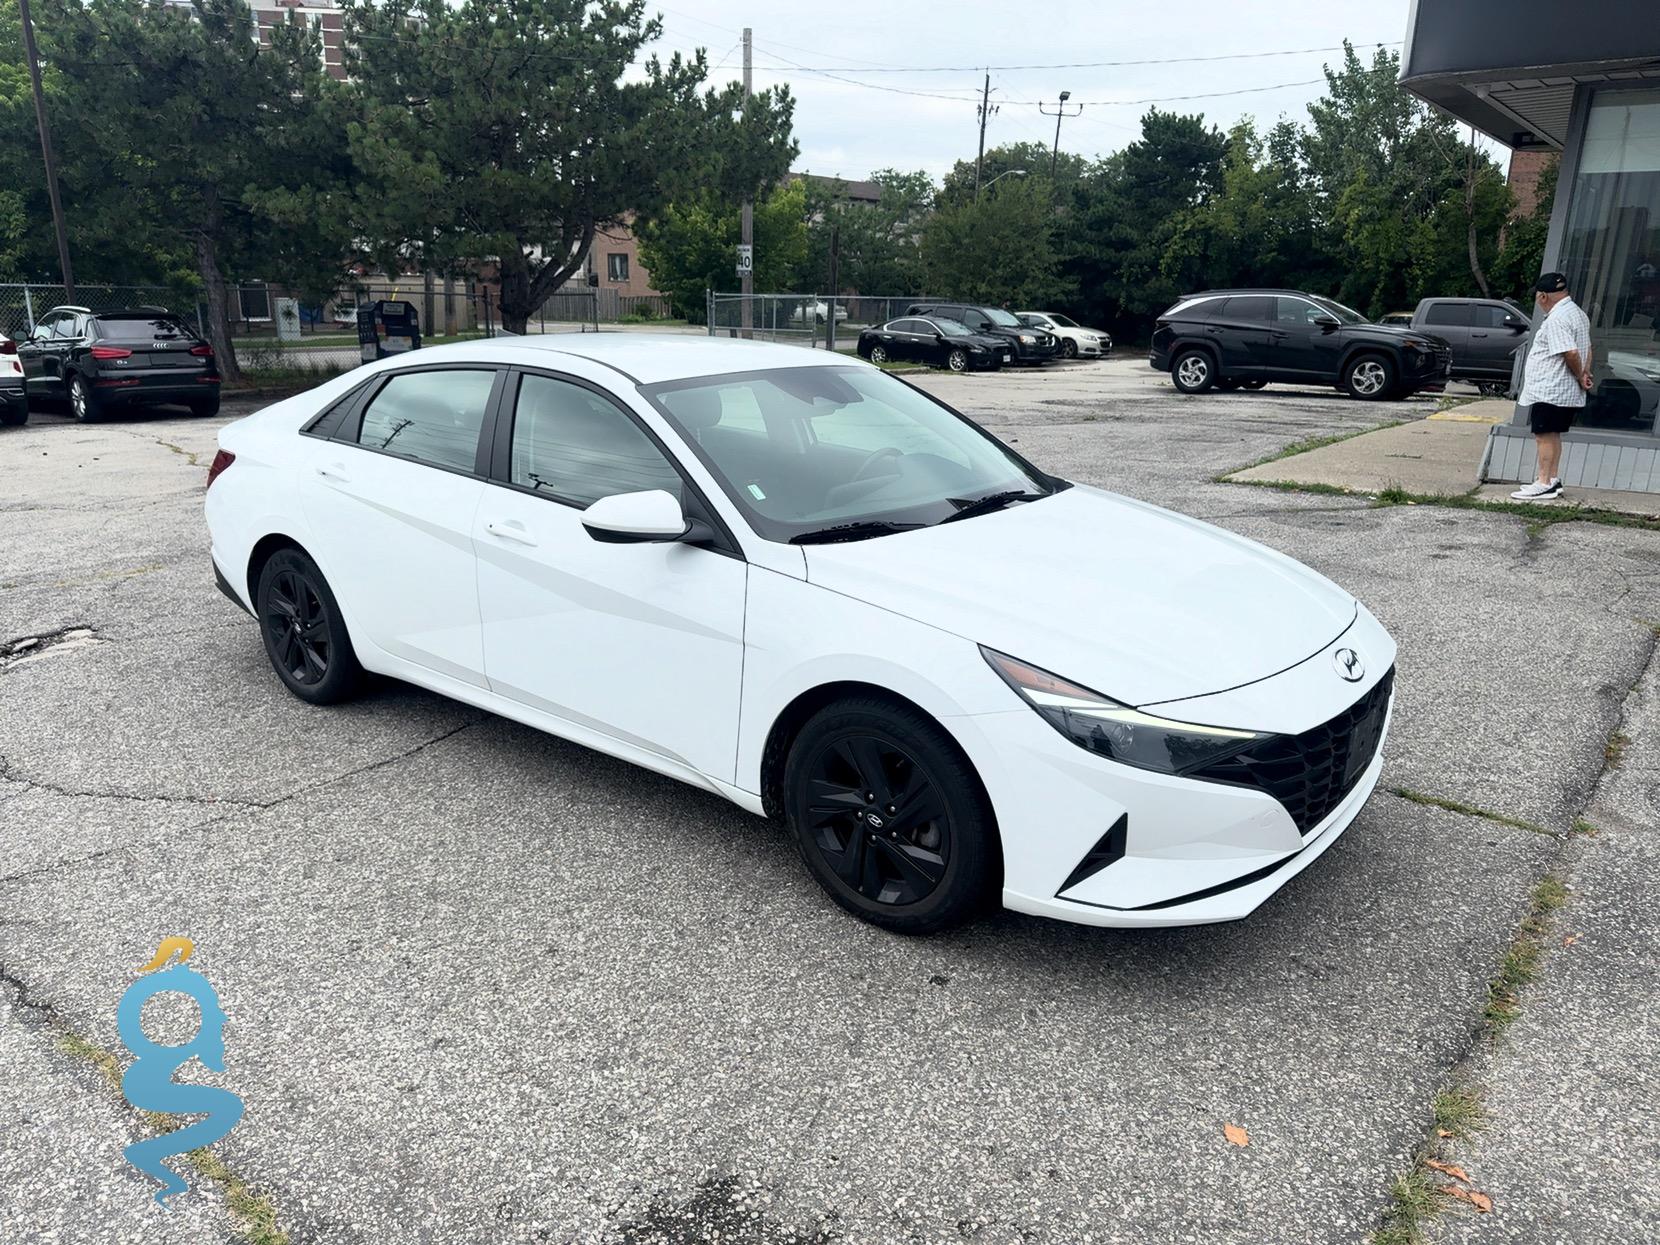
[18,306,221,421]
[1408,297,1530,394]
[1149,289,1452,400]
[858,315,1009,372]
[906,302,1059,365]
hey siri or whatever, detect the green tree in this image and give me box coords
[920,176,1067,308]
[636,181,808,318]
[800,168,933,294]
[937,141,1087,210]
[23,0,350,378]
[340,0,796,334]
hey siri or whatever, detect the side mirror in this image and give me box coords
[1504,315,1525,330]
[1313,314,1341,330]
[581,489,694,544]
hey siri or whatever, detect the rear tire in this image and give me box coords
[1217,378,1241,392]
[1240,379,1267,390]
[68,373,101,422]
[0,398,24,427]
[1342,353,1395,401]
[785,697,998,934]
[255,548,364,705]
[1171,349,1215,394]
[189,395,221,417]
[868,344,889,365]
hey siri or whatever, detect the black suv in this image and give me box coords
[1149,289,1452,400]
[906,302,1059,365]
[18,306,222,421]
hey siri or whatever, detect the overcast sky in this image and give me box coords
[644,0,1450,183]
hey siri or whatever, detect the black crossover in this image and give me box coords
[17,306,222,421]
[906,302,1059,365]
[1149,289,1452,400]
[857,315,1010,372]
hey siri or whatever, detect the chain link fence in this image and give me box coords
[706,293,931,349]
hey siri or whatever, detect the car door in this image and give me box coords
[1471,304,1524,374]
[1419,302,1473,369]
[472,368,747,783]
[18,313,66,390]
[299,365,501,686]
[881,318,920,363]
[1208,296,1272,376]
[1269,296,1347,378]
[909,319,949,366]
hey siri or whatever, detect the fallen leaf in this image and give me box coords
[1223,1123,1249,1147]
[1426,1159,1471,1182]
[1439,1184,1493,1213]
[1436,1129,1454,1138]
[1562,933,1579,947]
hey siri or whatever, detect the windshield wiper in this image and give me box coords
[790,520,924,545]
[938,489,1044,524]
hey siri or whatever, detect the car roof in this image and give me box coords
[395,331,862,385]
[1183,289,1322,298]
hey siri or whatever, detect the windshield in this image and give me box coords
[643,365,1057,542]
[1046,312,1079,328]
[982,307,1022,327]
[1314,297,1369,326]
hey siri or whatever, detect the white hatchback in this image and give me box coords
[204,335,1394,933]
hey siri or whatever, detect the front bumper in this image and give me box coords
[955,608,1396,927]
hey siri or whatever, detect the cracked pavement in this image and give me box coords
[1,361,1657,1243]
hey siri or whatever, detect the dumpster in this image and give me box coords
[355,300,422,363]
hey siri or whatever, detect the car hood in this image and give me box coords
[802,484,1357,707]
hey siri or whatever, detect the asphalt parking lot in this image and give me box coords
[2,353,1657,1244]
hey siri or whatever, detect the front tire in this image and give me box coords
[946,348,968,373]
[256,548,364,705]
[1171,349,1215,394]
[1343,353,1395,401]
[785,698,998,934]
[1061,338,1078,359]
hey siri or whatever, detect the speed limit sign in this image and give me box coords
[735,244,753,276]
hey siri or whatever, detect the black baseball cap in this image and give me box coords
[1534,271,1568,293]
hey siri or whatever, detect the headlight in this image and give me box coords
[1018,334,1035,344]
[982,647,1267,775]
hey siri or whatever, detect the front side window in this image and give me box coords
[356,368,495,473]
[1313,297,1369,325]
[510,373,681,506]
[645,365,1055,542]
[607,253,629,282]
[1273,297,1323,325]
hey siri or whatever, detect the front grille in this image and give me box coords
[1189,668,1394,835]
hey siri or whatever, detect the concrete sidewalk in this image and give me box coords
[1226,400,1660,516]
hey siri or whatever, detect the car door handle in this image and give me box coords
[315,464,351,483]
[485,520,538,547]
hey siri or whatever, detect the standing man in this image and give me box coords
[1512,271,1593,500]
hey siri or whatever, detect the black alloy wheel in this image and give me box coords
[256,549,363,704]
[786,698,997,933]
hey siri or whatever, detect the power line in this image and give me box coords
[751,40,1402,74]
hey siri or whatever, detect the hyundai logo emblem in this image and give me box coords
[865,812,885,829]
[1333,648,1365,682]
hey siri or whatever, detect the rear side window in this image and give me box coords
[356,368,495,473]
[509,373,681,506]
[96,317,193,342]
[1423,303,1473,327]
[1220,296,1273,322]
[890,319,925,333]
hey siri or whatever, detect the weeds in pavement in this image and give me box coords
[1374,1166,1441,1245]
[1211,418,1409,481]
[1432,1088,1485,1140]
[1604,730,1630,768]
[1570,818,1600,837]
[1483,875,1569,1037]
[1386,787,1556,837]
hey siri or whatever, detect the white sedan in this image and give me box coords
[204,335,1395,933]
[1017,311,1111,359]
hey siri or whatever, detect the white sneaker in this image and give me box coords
[1510,481,1554,499]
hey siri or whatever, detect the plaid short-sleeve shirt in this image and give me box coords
[1519,296,1592,408]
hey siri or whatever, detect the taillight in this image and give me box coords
[190,343,214,357]
[90,346,132,360]
[0,339,15,355]
[206,449,235,490]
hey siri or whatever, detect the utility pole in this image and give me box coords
[1039,90,1082,182]
[740,26,753,339]
[18,0,74,301]
[974,73,997,200]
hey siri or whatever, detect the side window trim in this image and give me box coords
[302,379,374,439]
[330,364,506,480]
[488,366,743,559]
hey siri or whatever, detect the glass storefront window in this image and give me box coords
[1557,88,1660,436]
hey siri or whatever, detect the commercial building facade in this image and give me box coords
[1402,0,1660,492]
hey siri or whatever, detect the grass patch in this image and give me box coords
[1570,817,1600,837]
[1483,875,1569,1037]
[1604,730,1630,768]
[53,1028,287,1242]
[1213,418,1408,482]
[1370,487,1660,534]
[1387,786,1556,837]
[1434,394,1481,413]
[1374,1164,1442,1245]
[1432,1087,1485,1140]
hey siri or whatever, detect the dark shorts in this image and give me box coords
[1530,402,1577,435]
